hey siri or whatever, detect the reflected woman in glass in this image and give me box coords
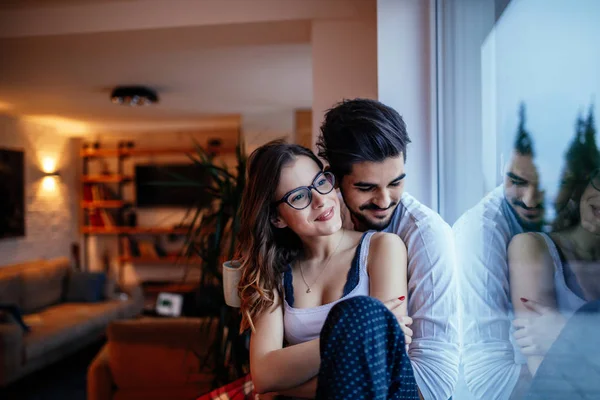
[508,167,600,376]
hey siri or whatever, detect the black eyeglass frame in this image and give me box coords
[273,171,336,210]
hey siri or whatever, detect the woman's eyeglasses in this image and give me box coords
[273,171,335,210]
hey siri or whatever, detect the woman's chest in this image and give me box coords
[569,260,600,301]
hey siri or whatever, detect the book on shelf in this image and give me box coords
[83,185,94,202]
[128,237,141,258]
[138,241,159,258]
[154,243,168,258]
[85,208,104,227]
[121,236,132,259]
[83,183,122,204]
[99,209,115,227]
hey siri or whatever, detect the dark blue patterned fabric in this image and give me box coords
[316,296,419,400]
[283,233,366,307]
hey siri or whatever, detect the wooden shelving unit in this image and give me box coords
[79,141,235,283]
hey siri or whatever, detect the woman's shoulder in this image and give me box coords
[508,232,552,266]
[509,231,547,251]
[369,231,406,255]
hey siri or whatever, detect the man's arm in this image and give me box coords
[454,216,521,400]
[405,218,460,400]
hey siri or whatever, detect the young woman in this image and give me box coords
[508,168,600,376]
[236,140,418,399]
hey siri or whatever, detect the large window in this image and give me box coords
[440,1,600,399]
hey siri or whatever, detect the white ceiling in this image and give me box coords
[0,11,313,131]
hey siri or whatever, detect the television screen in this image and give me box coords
[135,163,213,208]
[0,148,25,239]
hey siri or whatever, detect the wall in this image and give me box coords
[0,114,79,267]
[377,0,435,209]
[311,3,378,149]
[243,110,295,153]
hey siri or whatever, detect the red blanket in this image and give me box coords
[197,374,255,400]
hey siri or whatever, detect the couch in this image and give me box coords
[87,318,218,400]
[0,257,144,386]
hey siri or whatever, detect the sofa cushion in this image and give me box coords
[22,301,120,362]
[23,307,88,361]
[20,258,70,314]
[0,303,30,332]
[65,271,107,303]
[66,301,123,331]
[0,271,22,306]
[0,259,44,273]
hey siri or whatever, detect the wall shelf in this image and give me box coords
[82,175,132,183]
[80,146,236,158]
[81,200,126,209]
[118,256,203,264]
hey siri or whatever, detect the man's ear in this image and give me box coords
[270,213,288,229]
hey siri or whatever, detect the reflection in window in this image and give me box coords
[441,0,600,398]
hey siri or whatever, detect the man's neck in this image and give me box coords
[502,197,541,233]
[350,214,368,232]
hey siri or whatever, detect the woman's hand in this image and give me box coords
[384,297,413,345]
[513,298,567,356]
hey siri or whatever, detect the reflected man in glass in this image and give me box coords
[454,105,543,400]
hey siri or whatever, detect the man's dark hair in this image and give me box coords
[514,103,535,156]
[316,98,411,180]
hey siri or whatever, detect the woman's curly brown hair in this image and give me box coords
[235,140,324,332]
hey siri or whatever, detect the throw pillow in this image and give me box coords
[65,272,107,303]
[0,303,31,332]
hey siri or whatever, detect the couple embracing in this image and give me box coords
[235,99,459,399]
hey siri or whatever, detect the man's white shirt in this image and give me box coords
[453,185,526,400]
[341,191,460,400]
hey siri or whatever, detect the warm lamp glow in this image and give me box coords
[23,115,91,135]
[42,157,57,174]
[42,176,58,191]
[0,100,14,111]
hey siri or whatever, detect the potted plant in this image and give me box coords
[151,132,249,387]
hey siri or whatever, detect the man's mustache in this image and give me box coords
[359,202,398,211]
[512,199,543,211]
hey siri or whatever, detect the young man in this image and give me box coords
[317,98,459,400]
[453,124,544,399]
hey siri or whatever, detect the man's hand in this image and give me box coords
[513,298,567,356]
[383,297,413,346]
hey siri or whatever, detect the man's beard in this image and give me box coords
[510,199,544,232]
[350,202,398,231]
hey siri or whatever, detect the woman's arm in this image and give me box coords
[268,234,409,399]
[368,232,409,319]
[272,377,318,398]
[250,289,321,394]
[507,232,557,376]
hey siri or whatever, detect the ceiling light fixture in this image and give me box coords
[110,86,159,106]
